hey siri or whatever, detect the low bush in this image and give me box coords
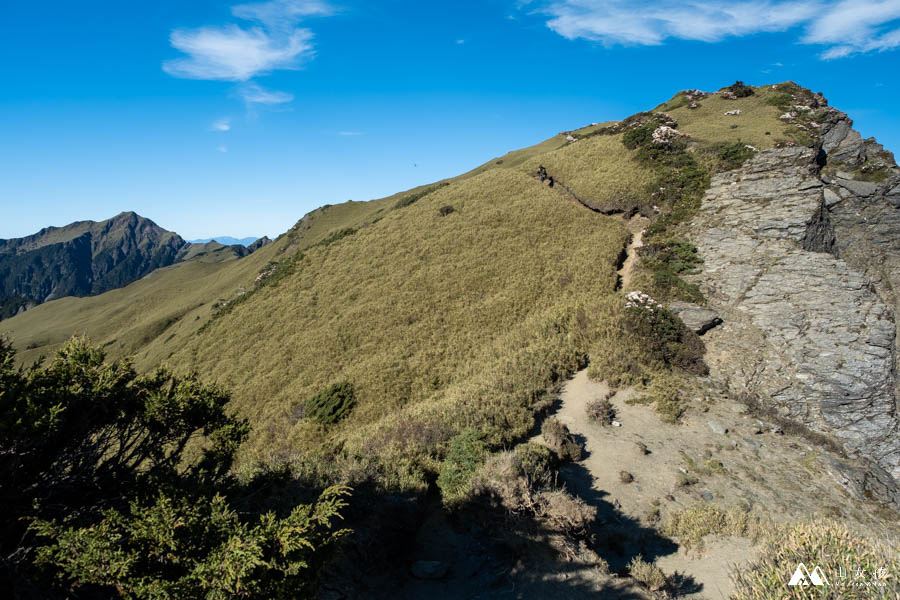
[724,80,754,98]
[305,382,356,425]
[628,555,669,592]
[586,393,615,425]
[663,504,758,551]
[624,292,707,377]
[437,429,488,504]
[706,141,757,172]
[541,418,584,462]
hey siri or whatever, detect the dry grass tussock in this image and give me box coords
[732,520,899,599]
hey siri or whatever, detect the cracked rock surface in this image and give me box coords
[685,131,900,504]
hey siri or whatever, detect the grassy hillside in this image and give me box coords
[1,199,396,369]
[3,82,813,492]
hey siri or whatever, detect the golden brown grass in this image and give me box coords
[659,84,805,151]
[519,134,657,212]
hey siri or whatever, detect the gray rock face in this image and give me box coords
[686,138,900,505]
[669,301,722,334]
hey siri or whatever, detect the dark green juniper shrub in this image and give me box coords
[437,428,488,503]
[0,337,349,599]
[305,382,356,425]
[724,81,754,97]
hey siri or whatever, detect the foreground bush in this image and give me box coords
[541,417,584,462]
[437,428,488,504]
[731,520,899,600]
[0,337,348,599]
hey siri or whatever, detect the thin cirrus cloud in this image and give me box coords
[237,82,295,104]
[163,0,334,104]
[211,118,232,131]
[529,0,900,59]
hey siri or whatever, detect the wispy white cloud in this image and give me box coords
[217,145,229,153]
[527,0,900,59]
[164,0,334,105]
[211,117,232,131]
[163,24,314,81]
[337,130,363,136]
[238,82,295,104]
[232,0,334,29]
[456,39,466,44]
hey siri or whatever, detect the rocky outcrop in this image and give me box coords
[686,134,900,505]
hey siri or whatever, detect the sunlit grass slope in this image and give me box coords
[1,197,398,369]
[170,169,629,473]
[4,82,801,494]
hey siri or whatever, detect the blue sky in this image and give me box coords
[1,0,899,239]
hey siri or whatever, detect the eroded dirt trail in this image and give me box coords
[617,215,649,290]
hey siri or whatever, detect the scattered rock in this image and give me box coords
[668,301,723,334]
[612,420,622,428]
[823,188,841,207]
[411,560,448,580]
[724,110,742,116]
[835,175,879,198]
[707,421,728,435]
[700,491,714,501]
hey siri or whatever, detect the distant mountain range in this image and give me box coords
[189,236,260,247]
[0,212,270,319]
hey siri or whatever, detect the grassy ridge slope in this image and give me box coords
[3,83,810,493]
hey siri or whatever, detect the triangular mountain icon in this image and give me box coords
[788,563,829,586]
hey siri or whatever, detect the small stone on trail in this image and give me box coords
[612,420,622,427]
[707,421,728,435]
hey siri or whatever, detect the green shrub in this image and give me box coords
[623,123,656,150]
[0,337,348,599]
[437,429,488,503]
[305,382,355,425]
[706,141,757,172]
[316,227,357,248]
[514,442,557,489]
[725,81,755,97]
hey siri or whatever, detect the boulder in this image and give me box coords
[669,301,723,334]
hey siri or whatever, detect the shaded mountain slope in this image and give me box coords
[0,212,188,318]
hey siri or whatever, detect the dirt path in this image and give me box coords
[540,371,768,600]
[617,215,649,290]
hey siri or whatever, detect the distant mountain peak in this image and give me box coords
[188,236,260,247]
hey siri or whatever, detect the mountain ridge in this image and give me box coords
[0,212,269,320]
